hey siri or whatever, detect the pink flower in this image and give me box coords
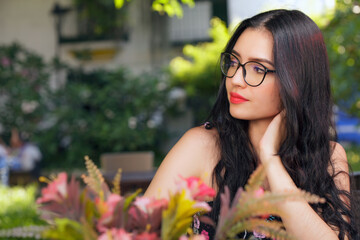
[253,187,271,219]
[126,197,168,233]
[1,57,10,67]
[254,187,265,198]
[98,228,131,240]
[253,230,266,238]
[20,68,39,82]
[36,172,68,204]
[133,232,160,240]
[97,194,124,232]
[142,198,168,215]
[179,235,207,240]
[201,230,209,240]
[176,176,216,201]
[133,197,152,213]
[193,202,211,212]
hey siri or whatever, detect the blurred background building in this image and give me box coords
[0,0,335,72]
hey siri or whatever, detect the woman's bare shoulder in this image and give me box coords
[182,125,219,146]
[330,141,348,170]
[164,125,220,173]
[144,125,220,198]
[330,141,349,191]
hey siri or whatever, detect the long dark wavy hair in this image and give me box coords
[207,9,358,239]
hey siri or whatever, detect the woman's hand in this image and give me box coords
[259,110,286,164]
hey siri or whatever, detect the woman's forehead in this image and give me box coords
[232,27,274,63]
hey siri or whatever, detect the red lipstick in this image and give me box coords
[230,92,249,104]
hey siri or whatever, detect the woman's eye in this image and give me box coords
[252,65,265,74]
[230,60,238,67]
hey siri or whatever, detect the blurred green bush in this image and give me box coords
[321,0,360,172]
[0,43,171,168]
[322,0,360,117]
[0,185,45,240]
[0,43,51,140]
[37,68,170,168]
[169,17,229,124]
[347,145,360,172]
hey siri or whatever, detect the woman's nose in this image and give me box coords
[230,66,247,88]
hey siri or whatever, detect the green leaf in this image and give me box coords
[169,17,229,124]
[164,4,176,17]
[81,217,98,240]
[114,0,124,8]
[42,218,83,240]
[162,190,211,240]
[152,0,191,18]
[181,0,195,8]
[123,188,142,211]
[152,2,164,12]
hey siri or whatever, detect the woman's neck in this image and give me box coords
[248,117,274,155]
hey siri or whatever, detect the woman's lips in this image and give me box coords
[229,92,249,104]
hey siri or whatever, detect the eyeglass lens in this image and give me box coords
[221,53,267,86]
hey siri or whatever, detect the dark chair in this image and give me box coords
[100,151,155,194]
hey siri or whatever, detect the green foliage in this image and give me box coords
[161,190,205,240]
[152,0,195,18]
[33,159,211,239]
[169,17,230,124]
[0,43,51,139]
[321,1,360,166]
[2,160,324,239]
[0,185,45,239]
[114,0,132,9]
[322,0,360,117]
[346,145,360,172]
[38,67,170,168]
[0,42,171,169]
[114,0,195,18]
[42,218,83,240]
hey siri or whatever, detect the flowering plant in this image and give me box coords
[5,156,324,240]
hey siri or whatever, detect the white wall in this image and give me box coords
[227,0,336,26]
[0,0,162,74]
[0,0,67,61]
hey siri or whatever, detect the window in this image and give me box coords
[168,1,212,43]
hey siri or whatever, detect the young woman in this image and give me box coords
[145,9,358,239]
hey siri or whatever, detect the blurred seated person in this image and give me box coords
[0,139,8,163]
[0,137,21,185]
[0,140,10,185]
[9,128,42,178]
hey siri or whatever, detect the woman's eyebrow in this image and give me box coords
[231,50,241,58]
[251,57,275,67]
[231,49,275,67]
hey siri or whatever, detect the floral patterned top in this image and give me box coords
[193,202,279,240]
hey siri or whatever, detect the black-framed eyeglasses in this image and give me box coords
[220,52,276,87]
